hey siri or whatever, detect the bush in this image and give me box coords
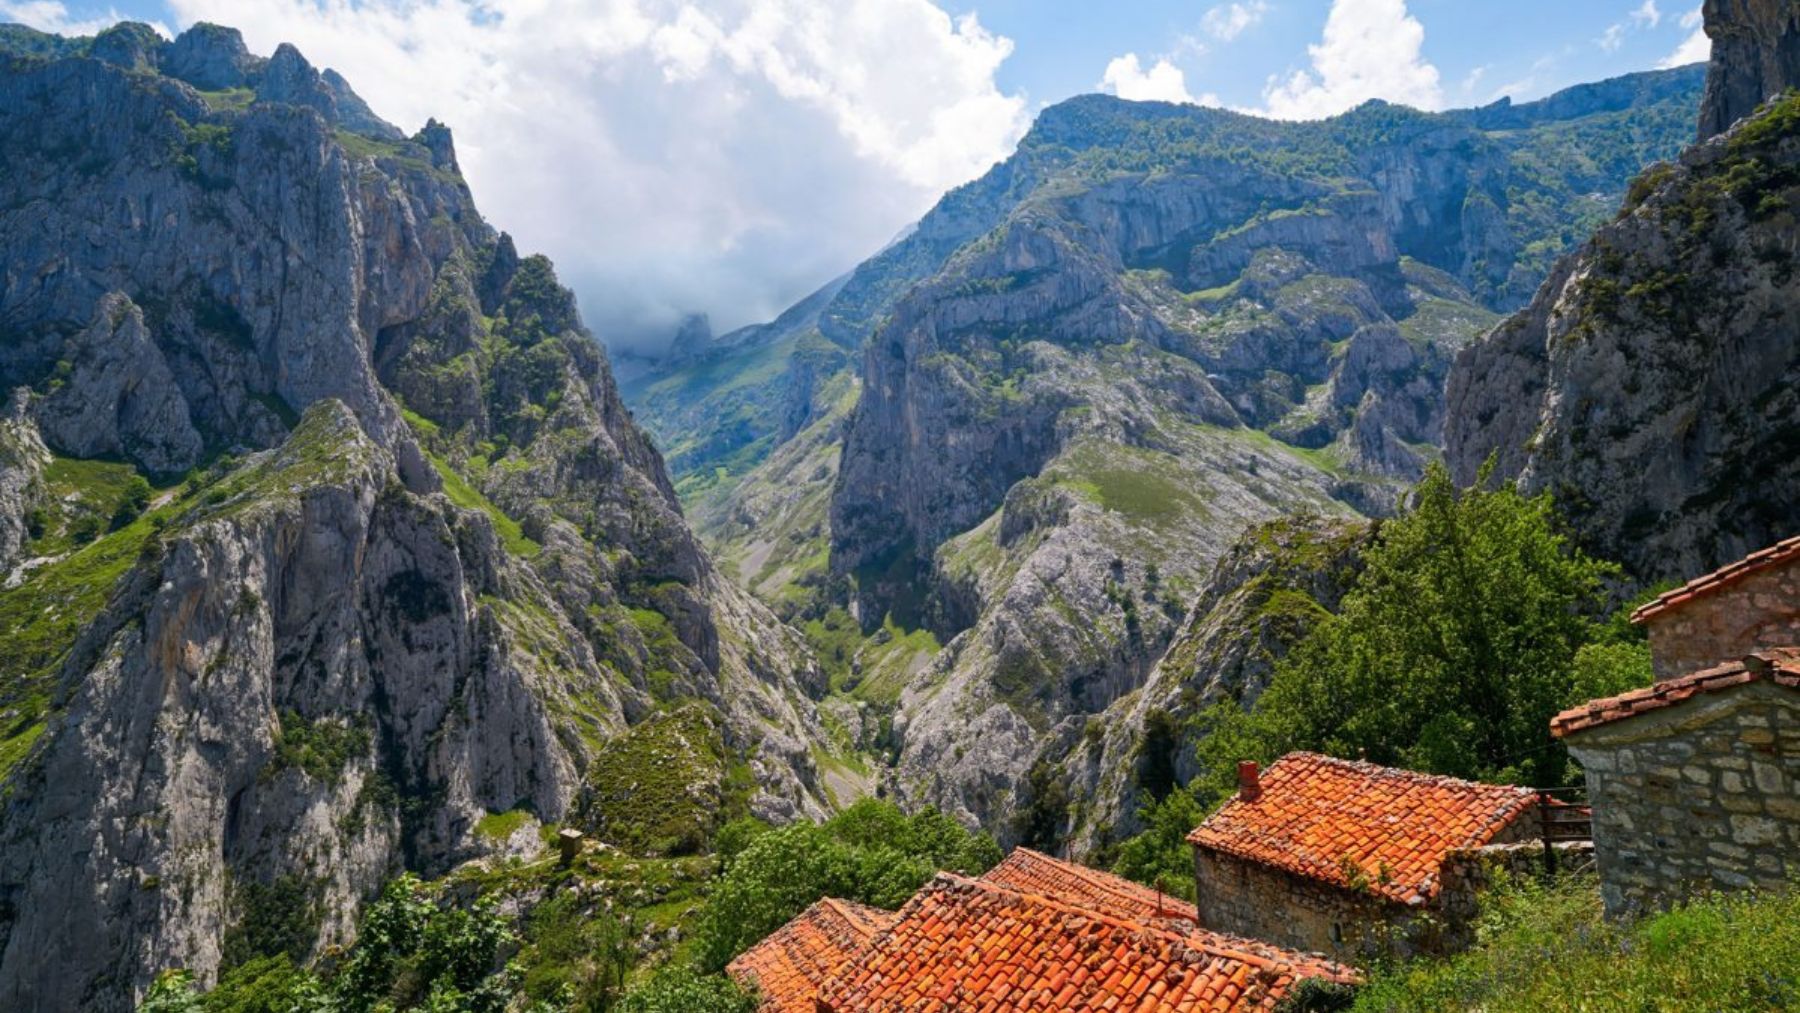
[614,967,758,1013]
[1352,879,1800,1012]
[692,799,999,972]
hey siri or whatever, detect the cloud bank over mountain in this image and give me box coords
[159,0,1030,350]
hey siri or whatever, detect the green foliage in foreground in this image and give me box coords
[144,874,520,1013]
[693,799,1002,973]
[613,968,759,1013]
[1112,465,1656,898]
[1353,879,1800,1012]
[1195,464,1651,794]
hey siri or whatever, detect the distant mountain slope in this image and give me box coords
[650,65,1706,846]
[625,64,1706,517]
[0,21,831,1009]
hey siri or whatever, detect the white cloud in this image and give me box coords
[1261,0,1442,120]
[1662,4,1711,67]
[0,1,169,36]
[158,0,1029,349]
[1601,0,1668,54]
[1201,1,1269,42]
[1099,52,1208,104]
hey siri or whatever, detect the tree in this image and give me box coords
[692,799,999,972]
[614,967,757,1013]
[1110,791,1206,902]
[1198,464,1621,790]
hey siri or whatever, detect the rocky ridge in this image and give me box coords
[1447,3,1800,585]
[0,22,830,1010]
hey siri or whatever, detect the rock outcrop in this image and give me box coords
[0,25,830,1010]
[1062,517,1368,857]
[0,393,48,574]
[1699,0,1800,140]
[1447,1,1800,583]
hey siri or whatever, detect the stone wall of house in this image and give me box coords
[1193,810,1544,960]
[1567,683,1800,918]
[1643,560,1800,679]
[1193,849,1398,959]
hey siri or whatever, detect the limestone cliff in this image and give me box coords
[1447,1,1800,584]
[1699,0,1800,140]
[0,23,828,1010]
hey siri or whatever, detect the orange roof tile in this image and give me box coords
[1551,649,1800,737]
[978,848,1346,975]
[817,873,1355,1012]
[981,847,1199,926]
[726,897,897,1013]
[1631,534,1800,624]
[1186,753,1538,906]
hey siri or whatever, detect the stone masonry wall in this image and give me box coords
[1194,849,1397,959]
[1567,684,1800,918]
[1643,560,1800,679]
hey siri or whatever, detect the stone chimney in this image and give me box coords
[1237,761,1262,803]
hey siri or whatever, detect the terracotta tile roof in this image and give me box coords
[1631,534,1800,624]
[1551,649,1800,737]
[726,897,897,1013]
[817,873,1355,1012]
[978,848,1346,975]
[1186,753,1539,906]
[981,847,1199,926]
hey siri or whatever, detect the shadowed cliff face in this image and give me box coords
[1700,0,1800,140]
[0,23,830,1010]
[1448,1,1800,585]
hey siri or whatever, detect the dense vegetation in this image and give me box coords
[1113,464,1656,896]
[693,799,1002,972]
[140,799,998,1012]
[1352,878,1800,1011]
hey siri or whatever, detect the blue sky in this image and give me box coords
[1,1,1712,347]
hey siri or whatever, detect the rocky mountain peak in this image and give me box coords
[162,22,256,90]
[1699,0,1800,139]
[88,20,162,71]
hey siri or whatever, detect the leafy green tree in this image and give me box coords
[693,799,999,972]
[140,971,203,1013]
[1198,464,1621,790]
[519,893,634,1012]
[1109,791,1206,902]
[613,967,757,1013]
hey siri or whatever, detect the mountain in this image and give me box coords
[1448,3,1800,585]
[624,66,1706,847]
[0,22,838,1009]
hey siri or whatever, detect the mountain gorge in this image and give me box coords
[5,3,1799,1007]
[0,23,836,1009]
[628,67,1708,848]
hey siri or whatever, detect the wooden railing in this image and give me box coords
[1533,786,1594,876]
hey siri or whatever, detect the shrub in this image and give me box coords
[1351,879,1800,1012]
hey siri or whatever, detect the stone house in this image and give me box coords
[1552,648,1800,918]
[1187,752,1544,958]
[1631,534,1800,680]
